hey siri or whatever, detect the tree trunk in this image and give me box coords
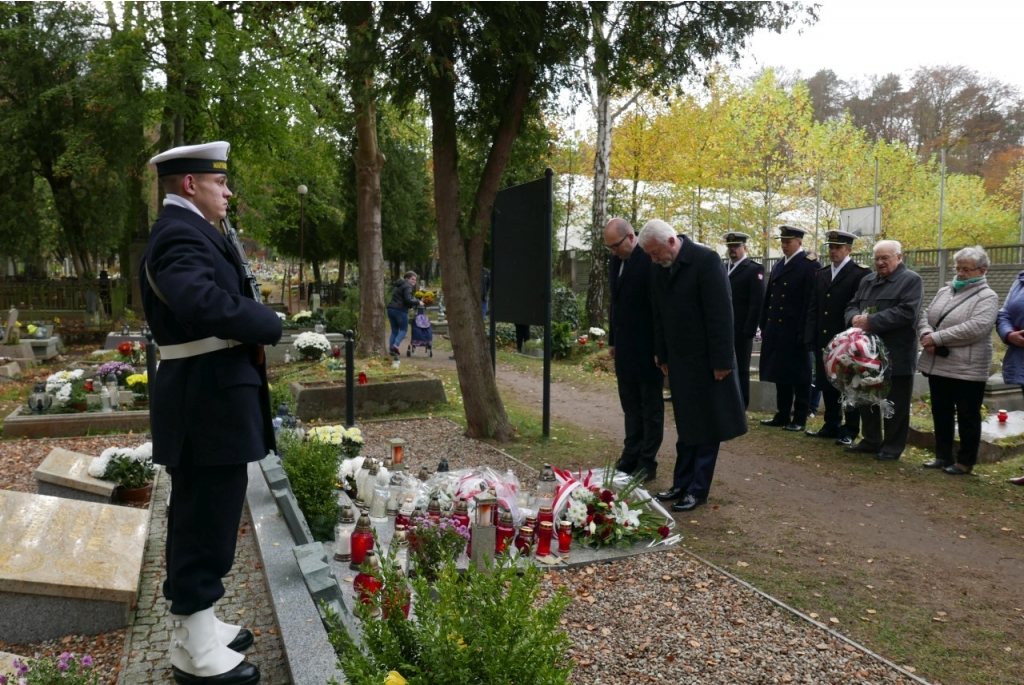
[586,71,612,329]
[428,9,512,441]
[344,2,387,358]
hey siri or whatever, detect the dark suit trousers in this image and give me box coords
[616,378,665,472]
[774,383,811,425]
[735,335,754,408]
[816,356,860,438]
[164,463,248,615]
[670,440,720,498]
[859,374,914,457]
[927,375,986,468]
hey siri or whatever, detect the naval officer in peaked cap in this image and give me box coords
[723,232,765,409]
[759,225,821,432]
[143,141,281,685]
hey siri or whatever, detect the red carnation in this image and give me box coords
[585,515,593,525]
[594,513,605,525]
[600,489,615,504]
[600,528,612,539]
[658,526,670,538]
[586,505,595,515]
[117,341,133,355]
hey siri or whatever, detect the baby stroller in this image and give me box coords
[408,306,433,357]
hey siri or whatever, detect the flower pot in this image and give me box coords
[71,401,87,412]
[115,483,153,504]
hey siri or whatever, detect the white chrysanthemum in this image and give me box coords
[134,442,153,459]
[339,456,365,482]
[88,455,111,478]
[566,499,589,527]
[53,384,72,406]
[588,327,606,338]
[570,487,596,505]
[293,332,331,358]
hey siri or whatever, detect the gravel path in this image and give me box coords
[0,422,924,684]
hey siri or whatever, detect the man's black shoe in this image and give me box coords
[835,436,853,446]
[922,458,951,469]
[845,441,880,454]
[172,662,260,685]
[634,466,657,483]
[805,426,840,438]
[760,418,788,427]
[671,494,707,512]
[227,628,254,652]
[783,423,805,432]
[616,460,638,475]
[656,486,686,501]
[875,452,901,461]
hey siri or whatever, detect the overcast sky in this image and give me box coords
[734,0,1024,91]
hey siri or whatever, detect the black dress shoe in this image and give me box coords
[1010,475,1024,486]
[671,494,707,512]
[783,423,805,432]
[616,460,638,474]
[875,452,900,461]
[227,628,254,652]
[760,418,788,427]
[845,441,880,454]
[172,661,260,685]
[656,486,686,501]
[805,426,840,438]
[834,436,853,446]
[943,464,972,475]
[922,458,951,469]
[633,466,657,482]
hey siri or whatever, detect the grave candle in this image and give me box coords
[514,525,534,557]
[453,498,471,555]
[558,520,572,554]
[496,511,516,553]
[353,551,382,616]
[536,521,554,557]
[350,513,375,569]
[333,505,356,562]
[538,505,554,525]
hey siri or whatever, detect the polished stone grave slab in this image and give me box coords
[0,490,149,642]
[34,447,115,504]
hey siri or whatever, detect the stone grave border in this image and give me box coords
[244,417,929,685]
[2,405,150,439]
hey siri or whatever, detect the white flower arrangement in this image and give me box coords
[588,327,606,339]
[293,331,331,360]
[45,369,84,406]
[89,442,154,488]
[292,310,313,323]
[310,424,364,459]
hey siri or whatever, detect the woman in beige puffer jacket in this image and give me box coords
[916,246,999,475]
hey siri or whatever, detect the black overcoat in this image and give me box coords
[844,262,924,376]
[805,261,871,352]
[608,248,663,383]
[141,205,283,468]
[729,258,765,339]
[651,237,747,445]
[759,251,820,384]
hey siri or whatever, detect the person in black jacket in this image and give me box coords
[804,230,870,445]
[759,225,821,432]
[387,271,423,356]
[724,232,765,409]
[143,141,280,684]
[605,218,664,481]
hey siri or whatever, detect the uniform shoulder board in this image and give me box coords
[806,253,816,260]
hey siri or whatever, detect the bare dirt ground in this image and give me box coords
[407,349,1024,685]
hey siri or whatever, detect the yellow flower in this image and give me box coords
[26,324,37,335]
[53,317,60,324]
[126,373,148,387]
[384,671,407,685]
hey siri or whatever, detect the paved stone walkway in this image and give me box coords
[117,470,293,684]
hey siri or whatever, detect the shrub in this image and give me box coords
[2,652,101,685]
[324,286,360,335]
[279,433,341,542]
[269,382,294,416]
[551,285,579,329]
[326,552,572,685]
[550,322,574,359]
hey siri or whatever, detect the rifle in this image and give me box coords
[222,215,262,303]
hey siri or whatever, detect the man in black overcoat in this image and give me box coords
[639,220,747,513]
[142,141,282,685]
[724,232,765,409]
[605,218,664,481]
[804,230,870,445]
[759,225,821,432]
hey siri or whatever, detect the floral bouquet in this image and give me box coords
[44,369,84,407]
[126,372,148,398]
[823,327,894,418]
[89,442,155,490]
[1,652,100,685]
[589,326,606,347]
[97,360,136,384]
[117,340,145,365]
[414,290,436,306]
[308,424,364,459]
[293,331,331,360]
[553,465,672,549]
[292,310,313,325]
[408,515,470,581]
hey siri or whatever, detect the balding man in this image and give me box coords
[844,240,924,461]
[605,218,663,481]
[639,220,747,512]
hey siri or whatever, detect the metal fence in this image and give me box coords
[0,280,127,318]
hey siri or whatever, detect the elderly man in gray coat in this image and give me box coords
[844,240,924,461]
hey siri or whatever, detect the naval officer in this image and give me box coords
[724,231,765,409]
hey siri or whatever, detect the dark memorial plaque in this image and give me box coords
[491,169,553,435]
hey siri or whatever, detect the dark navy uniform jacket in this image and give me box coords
[805,260,870,353]
[759,250,820,385]
[608,247,662,384]
[141,205,283,468]
[728,258,765,340]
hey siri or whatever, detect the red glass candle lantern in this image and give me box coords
[536,521,554,557]
[84,379,94,392]
[538,505,554,526]
[558,520,572,554]
[453,498,471,555]
[332,345,341,359]
[358,372,368,385]
[349,513,375,570]
[998,409,1009,423]
[514,525,534,557]
[353,551,383,615]
[524,515,538,542]
[427,496,442,520]
[496,511,515,554]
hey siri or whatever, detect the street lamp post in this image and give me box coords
[298,184,307,308]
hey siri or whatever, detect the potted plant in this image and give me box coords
[126,371,148,408]
[69,379,88,412]
[3,652,101,684]
[90,444,155,503]
[407,515,471,583]
[293,331,331,360]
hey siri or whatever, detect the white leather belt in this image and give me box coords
[158,336,243,360]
